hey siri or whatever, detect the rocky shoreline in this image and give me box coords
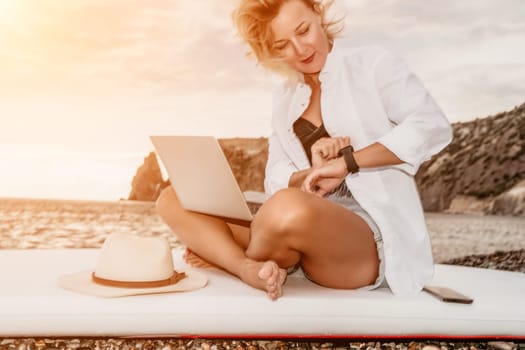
[2,198,524,264]
[0,337,523,350]
[444,249,525,273]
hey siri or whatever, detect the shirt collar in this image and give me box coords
[318,38,341,85]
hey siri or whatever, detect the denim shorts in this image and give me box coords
[289,187,387,291]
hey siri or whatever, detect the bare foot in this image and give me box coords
[183,248,216,269]
[240,259,287,301]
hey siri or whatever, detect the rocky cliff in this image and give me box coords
[128,152,169,201]
[416,102,525,215]
[129,102,525,215]
[218,138,268,192]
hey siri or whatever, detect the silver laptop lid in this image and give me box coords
[150,136,253,222]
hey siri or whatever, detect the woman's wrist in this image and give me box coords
[288,168,313,188]
[349,142,402,169]
[337,145,360,174]
[335,157,350,176]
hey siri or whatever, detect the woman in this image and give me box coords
[156,0,452,300]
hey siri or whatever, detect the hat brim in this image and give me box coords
[58,269,208,298]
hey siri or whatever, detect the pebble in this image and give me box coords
[422,346,440,350]
[68,340,80,350]
[488,342,517,350]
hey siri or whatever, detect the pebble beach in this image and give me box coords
[1,198,524,265]
[0,197,524,349]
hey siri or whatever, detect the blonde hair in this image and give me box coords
[232,0,343,78]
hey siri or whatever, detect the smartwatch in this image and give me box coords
[337,145,360,174]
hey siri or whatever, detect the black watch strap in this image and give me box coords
[337,145,360,174]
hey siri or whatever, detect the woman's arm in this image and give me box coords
[353,142,403,169]
[302,50,453,196]
[301,142,403,196]
[288,136,350,188]
[288,168,312,188]
[373,50,453,175]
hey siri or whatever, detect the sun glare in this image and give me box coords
[0,0,20,23]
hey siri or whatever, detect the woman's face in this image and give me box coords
[270,0,330,75]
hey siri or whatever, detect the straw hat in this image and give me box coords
[58,233,207,297]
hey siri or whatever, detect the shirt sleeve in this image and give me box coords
[264,131,298,195]
[374,50,453,175]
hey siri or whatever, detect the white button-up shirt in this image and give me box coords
[264,39,453,295]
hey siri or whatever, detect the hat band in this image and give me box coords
[91,271,187,288]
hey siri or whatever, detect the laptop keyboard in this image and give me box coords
[246,201,263,215]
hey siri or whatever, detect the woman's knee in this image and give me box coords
[251,188,314,239]
[156,186,183,219]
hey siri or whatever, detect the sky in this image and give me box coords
[1,0,524,201]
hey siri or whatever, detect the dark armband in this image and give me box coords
[337,145,360,174]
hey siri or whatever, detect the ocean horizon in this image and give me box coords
[0,150,157,201]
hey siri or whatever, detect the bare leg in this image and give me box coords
[183,222,251,268]
[183,248,216,268]
[247,188,380,289]
[156,187,286,300]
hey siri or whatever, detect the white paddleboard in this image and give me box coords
[0,249,523,338]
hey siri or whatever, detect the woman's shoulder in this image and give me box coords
[270,80,294,127]
[271,78,297,103]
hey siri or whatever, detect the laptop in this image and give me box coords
[150,136,270,227]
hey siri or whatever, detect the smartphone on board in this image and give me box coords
[423,285,474,304]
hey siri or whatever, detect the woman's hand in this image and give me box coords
[311,136,350,168]
[301,157,348,197]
